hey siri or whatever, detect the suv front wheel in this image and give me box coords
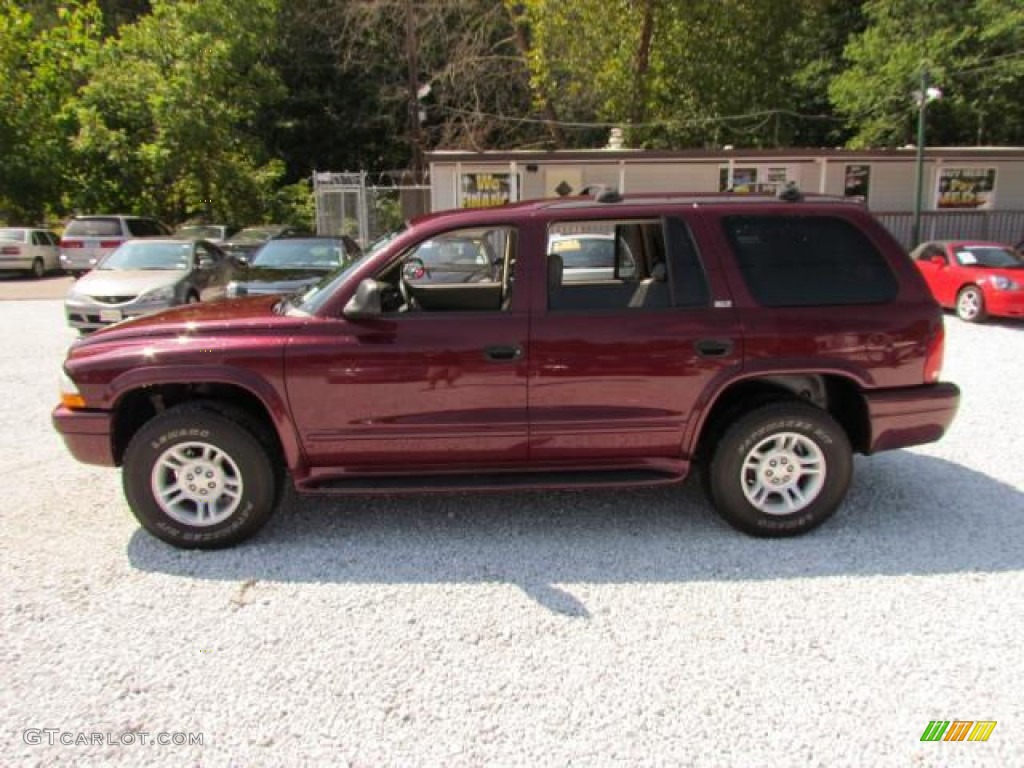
[706,402,852,536]
[122,404,279,548]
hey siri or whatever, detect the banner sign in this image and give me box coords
[936,168,996,209]
[460,173,519,208]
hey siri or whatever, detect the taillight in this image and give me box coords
[924,322,945,382]
[99,240,121,248]
[0,245,19,255]
[60,240,83,248]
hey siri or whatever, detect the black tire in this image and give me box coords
[30,258,45,279]
[705,401,852,537]
[955,285,987,323]
[122,404,279,548]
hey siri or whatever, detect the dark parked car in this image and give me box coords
[911,240,1024,322]
[219,225,307,263]
[226,236,362,297]
[54,187,959,548]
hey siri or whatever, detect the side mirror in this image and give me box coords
[343,278,383,319]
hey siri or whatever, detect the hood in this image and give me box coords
[232,266,331,295]
[74,269,186,297]
[74,295,298,345]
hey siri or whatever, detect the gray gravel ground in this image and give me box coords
[1,300,1021,767]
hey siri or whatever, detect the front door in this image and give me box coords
[285,225,528,469]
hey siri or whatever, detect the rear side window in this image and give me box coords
[127,218,160,237]
[722,215,897,307]
[64,218,122,237]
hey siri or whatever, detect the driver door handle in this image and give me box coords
[484,345,523,362]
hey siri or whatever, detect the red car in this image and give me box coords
[911,240,1024,322]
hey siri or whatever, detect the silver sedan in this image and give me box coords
[64,239,234,331]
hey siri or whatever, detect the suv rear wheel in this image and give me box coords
[122,404,278,548]
[706,402,851,536]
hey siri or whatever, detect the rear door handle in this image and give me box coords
[484,345,523,362]
[695,339,734,358]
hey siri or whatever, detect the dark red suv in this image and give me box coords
[53,188,960,548]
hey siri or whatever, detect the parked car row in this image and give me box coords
[64,234,361,332]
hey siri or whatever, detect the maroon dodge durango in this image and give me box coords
[53,186,960,548]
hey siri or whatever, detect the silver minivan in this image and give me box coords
[60,215,171,277]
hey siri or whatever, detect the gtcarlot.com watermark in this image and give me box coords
[24,729,203,747]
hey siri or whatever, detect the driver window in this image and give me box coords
[378,227,517,313]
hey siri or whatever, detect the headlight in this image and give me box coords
[59,368,86,409]
[142,285,176,302]
[990,275,1020,291]
[226,282,247,298]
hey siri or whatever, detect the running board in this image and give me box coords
[297,467,684,495]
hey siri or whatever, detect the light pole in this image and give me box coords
[911,70,942,247]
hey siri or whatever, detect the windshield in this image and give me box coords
[176,225,224,240]
[550,236,615,269]
[65,218,121,237]
[253,239,346,269]
[0,229,27,242]
[99,242,192,271]
[232,227,280,243]
[289,225,406,315]
[954,246,1024,268]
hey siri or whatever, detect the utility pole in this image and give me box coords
[911,68,930,247]
[405,0,423,178]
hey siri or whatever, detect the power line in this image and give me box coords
[436,106,846,130]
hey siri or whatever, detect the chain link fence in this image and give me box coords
[313,171,431,247]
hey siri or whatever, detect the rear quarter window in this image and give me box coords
[722,215,898,307]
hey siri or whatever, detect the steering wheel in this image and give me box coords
[400,258,426,308]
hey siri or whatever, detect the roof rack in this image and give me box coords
[777,182,803,202]
[580,184,623,203]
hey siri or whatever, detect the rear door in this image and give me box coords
[528,212,742,462]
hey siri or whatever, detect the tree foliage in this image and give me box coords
[2,0,1023,226]
[830,0,1024,147]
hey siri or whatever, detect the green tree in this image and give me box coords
[830,0,1024,147]
[68,0,286,224]
[510,0,823,149]
[0,1,102,222]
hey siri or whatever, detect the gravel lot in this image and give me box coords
[1,299,1021,767]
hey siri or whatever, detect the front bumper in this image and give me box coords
[864,382,960,454]
[65,297,175,331]
[52,405,117,466]
[985,289,1024,318]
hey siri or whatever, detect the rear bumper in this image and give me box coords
[863,382,960,454]
[52,405,117,466]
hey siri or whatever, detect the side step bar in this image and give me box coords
[297,467,685,495]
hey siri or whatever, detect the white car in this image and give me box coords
[0,227,61,278]
[548,233,635,282]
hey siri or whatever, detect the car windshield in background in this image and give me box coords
[954,246,1024,268]
[0,229,27,242]
[417,238,490,266]
[233,227,279,243]
[98,242,192,271]
[176,226,223,239]
[550,236,615,268]
[64,218,122,237]
[253,240,345,269]
[291,225,407,315]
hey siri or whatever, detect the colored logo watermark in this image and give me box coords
[921,720,997,742]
